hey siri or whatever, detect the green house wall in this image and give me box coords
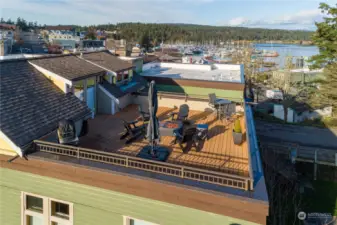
[0,167,260,225]
[157,84,243,101]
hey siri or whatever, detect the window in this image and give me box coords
[116,73,123,82]
[22,192,73,225]
[115,70,131,86]
[124,217,159,225]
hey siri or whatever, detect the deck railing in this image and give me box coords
[157,91,244,103]
[260,142,337,167]
[34,140,253,191]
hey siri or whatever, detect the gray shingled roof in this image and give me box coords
[81,51,133,72]
[29,55,106,81]
[0,60,92,149]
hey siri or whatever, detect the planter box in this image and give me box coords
[232,131,243,145]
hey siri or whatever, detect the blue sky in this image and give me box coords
[0,0,334,30]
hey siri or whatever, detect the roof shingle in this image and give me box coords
[29,55,106,81]
[0,60,91,148]
[81,51,133,72]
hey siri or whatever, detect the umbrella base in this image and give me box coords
[137,145,170,162]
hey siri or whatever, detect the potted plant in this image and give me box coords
[233,119,243,145]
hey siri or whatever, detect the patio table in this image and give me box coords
[159,121,183,137]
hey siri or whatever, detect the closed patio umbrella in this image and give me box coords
[146,80,160,156]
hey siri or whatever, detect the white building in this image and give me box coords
[273,103,332,123]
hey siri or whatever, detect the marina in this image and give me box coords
[152,43,319,73]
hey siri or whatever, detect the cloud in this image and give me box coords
[228,17,250,26]
[226,9,324,30]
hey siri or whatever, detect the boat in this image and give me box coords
[184,51,193,56]
[262,50,279,57]
[253,49,262,54]
[192,49,203,55]
[263,61,277,67]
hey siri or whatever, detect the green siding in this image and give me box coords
[0,167,260,225]
[157,84,243,101]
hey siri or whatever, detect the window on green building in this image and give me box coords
[22,192,73,225]
[124,216,159,225]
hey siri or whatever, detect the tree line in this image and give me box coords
[1,16,313,44]
[0,17,45,31]
[94,23,313,45]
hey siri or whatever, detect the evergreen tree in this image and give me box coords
[310,3,337,68]
[310,3,337,115]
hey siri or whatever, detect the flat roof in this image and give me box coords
[141,62,243,83]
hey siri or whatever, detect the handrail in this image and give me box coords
[259,141,337,166]
[34,140,252,191]
[244,104,262,190]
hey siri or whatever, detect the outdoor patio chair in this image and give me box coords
[120,119,145,144]
[57,119,79,146]
[137,105,150,124]
[172,126,198,151]
[170,104,189,121]
[208,93,231,120]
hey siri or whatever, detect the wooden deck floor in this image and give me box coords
[80,105,249,176]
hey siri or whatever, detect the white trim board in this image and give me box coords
[0,130,22,157]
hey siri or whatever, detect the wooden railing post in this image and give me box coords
[77,148,80,159]
[181,167,184,178]
[126,157,129,167]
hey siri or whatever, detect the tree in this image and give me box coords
[310,3,337,68]
[260,145,303,225]
[85,27,97,40]
[16,17,28,31]
[310,3,337,115]
[6,18,14,24]
[139,33,150,50]
[316,63,337,115]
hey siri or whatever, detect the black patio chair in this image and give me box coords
[172,126,198,151]
[120,119,145,144]
[137,105,150,124]
[170,104,189,121]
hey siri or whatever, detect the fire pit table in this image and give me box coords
[159,121,183,137]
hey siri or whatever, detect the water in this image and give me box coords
[254,43,319,68]
[186,43,320,69]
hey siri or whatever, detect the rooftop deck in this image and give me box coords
[79,105,249,176]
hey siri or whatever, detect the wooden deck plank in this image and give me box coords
[80,105,249,176]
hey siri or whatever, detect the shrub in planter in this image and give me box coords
[233,119,243,145]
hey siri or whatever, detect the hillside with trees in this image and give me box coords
[1,16,313,45]
[94,23,313,45]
